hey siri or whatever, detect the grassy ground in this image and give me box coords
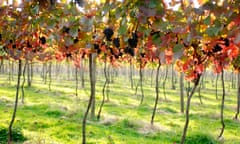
[0,72,240,144]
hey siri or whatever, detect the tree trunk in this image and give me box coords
[151,59,161,125]
[218,70,225,138]
[82,53,96,144]
[180,72,184,113]
[234,73,240,119]
[180,74,201,144]
[21,61,27,104]
[8,60,22,144]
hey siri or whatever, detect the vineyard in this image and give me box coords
[0,0,240,144]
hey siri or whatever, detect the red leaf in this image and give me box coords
[195,64,204,74]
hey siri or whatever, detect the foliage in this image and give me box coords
[1,0,240,143]
[0,0,239,80]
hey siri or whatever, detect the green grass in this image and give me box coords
[0,72,240,144]
[0,127,27,144]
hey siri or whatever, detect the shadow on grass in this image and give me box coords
[185,133,218,144]
[0,127,27,143]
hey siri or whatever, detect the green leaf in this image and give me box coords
[103,3,111,15]
[47,20,56,30]
[115,7,122,19]
[152,33,161,46]
[205,26,220,37]
[149,0,157,8]
[118,25,127,35]
[31,5,39,15]
[173,44,183,52]
[204,16,211,25]
[144,29,151,37]
[138,25,151,37]
[159,21,171,32]
[0,45,5,56]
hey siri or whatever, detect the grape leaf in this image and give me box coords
[31,5,39,15]
[152,33,161,46]
[173,44,183,53]
[149,0,157,8]
[204,16,211,25]
[206,26,220,37]
[118,25,127,35]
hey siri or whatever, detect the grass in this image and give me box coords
[0,127,27,144]
[0,70,240,144]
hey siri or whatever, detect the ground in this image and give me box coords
[0,72,240,144]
